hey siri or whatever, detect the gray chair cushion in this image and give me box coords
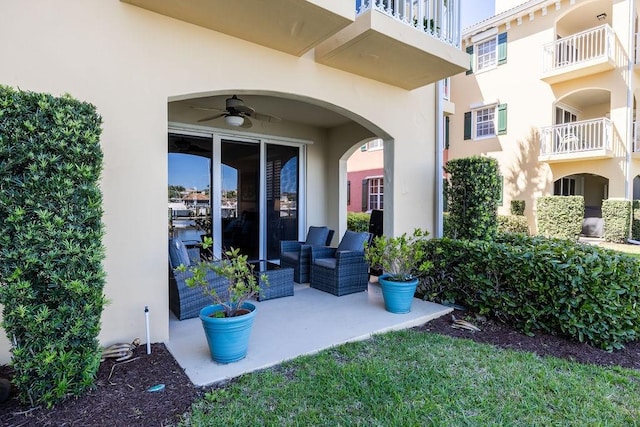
[336,231,369,253]
[314,258,337,269]
[280,251,299,263]
[305,226,330,246]
[169,238,191,268]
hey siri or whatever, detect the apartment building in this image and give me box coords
[449,0,639,235]
[0,1,467,363]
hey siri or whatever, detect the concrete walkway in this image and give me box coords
[166,282,452,387]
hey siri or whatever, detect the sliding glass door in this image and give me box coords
[266,144,299,259]
[168,131,302,262]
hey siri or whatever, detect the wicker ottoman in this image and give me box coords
[251,260,294,301]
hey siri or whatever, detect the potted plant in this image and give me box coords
[175,237,267,363]
[365,228,432,313]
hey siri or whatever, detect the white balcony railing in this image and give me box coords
[540,118,612,156]
[634,121,640,152]
[542,24,614,73]
[357,0,460,47]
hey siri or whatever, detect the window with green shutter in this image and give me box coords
[466,45,474,75]
[498,104,507,135]
[464,112,472,140]
[498,32,507,65]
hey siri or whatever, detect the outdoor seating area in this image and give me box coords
[309,230,372,296]
[166,281,452,387]
[168,237,230,320]
[279,226,335,284]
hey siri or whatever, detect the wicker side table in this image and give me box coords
[251,260,294,301]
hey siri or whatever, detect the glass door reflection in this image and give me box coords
[266,144,299,259]
[221,140,260,259]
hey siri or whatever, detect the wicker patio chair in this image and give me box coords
[309,230,372,296]
[168,237,230,320]
[280,226,334,283]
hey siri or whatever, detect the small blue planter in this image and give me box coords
[378,274,419,314]
[199,302,257,364]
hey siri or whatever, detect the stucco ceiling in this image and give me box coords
[172,94,352,129]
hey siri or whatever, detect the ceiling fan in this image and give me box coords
[193,95,281,128]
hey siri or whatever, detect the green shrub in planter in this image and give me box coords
[497,215,529,235]
[0,86,105,407]
[602,199,631,243]
[536,195,583,240]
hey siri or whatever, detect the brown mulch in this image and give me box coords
[1,311,639,426]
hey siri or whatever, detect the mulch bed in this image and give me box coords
[1,311,639,426]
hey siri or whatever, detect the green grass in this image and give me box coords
[180,331,640,426]
[598,242,640,260]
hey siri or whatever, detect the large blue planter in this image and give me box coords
[199,302,257,364]
[378,274,419,314]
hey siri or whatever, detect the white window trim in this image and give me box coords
[474,35,499,74]
[471,104,498,140]
[367,139,383,151]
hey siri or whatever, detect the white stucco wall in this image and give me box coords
[0,1,440,364]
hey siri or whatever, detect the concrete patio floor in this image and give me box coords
[166,281,452,387]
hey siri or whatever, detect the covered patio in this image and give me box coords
[166,281,451,387]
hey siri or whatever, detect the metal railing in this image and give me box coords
[540,118,612,156]
[542,24,614,73]
[356,0,460,47]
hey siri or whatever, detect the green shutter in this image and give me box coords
[465,45,474,75]
[360,144,367,151]
[464,112,472,140]
[361,179,369,212]
[444,116,450,149]
[497,104,507,135]
[498,32,507,65]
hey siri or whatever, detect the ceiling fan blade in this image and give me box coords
[241,117,253,128]
[197,113,226,123]
[190,106,225,112]
[234,104,255,115]
[252,112,281,123]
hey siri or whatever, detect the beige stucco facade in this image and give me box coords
[0,1,467,364]
[449,0,640,234]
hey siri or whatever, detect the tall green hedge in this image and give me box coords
[444,156,500,240]
[536,195,583,240]
[0,86,105,407]
[602,199,631,243]
[416,235,640,350]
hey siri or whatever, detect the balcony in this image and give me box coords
[120,0,354,56]
[315,0,469,90]
[633,121,640,157]
[541,25,616,84]
[539,118,614,163]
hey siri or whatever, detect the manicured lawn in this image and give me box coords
[598,241,640,260]
[180,330,640,426]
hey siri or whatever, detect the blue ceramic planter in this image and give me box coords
[379,274,418,314]
[199,302,257,364]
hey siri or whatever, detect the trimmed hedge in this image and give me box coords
[497,214,529,235]
[347,212,370,232]
[416,234,640,350]
[602,199,631,243]
[0,86,105,407]
[444,156,501,240]
[633,201,640,241]
[536,195,583,240]
[510,200,525,216]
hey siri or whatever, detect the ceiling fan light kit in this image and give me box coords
[225,115,244,127]
[194,95,281,128]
